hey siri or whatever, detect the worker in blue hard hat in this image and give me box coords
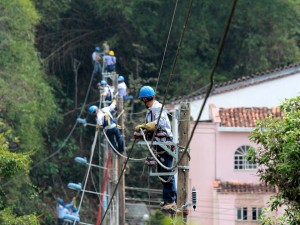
[134,86,177,212]
[88,100,124,154]
[98,80,114,104]
[69,207,80,224]
[117,75,127,100]
[56,197,75,225]
[92,46,102,78]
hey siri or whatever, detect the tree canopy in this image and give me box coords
[1,0,300,223]
[249,96,300,224]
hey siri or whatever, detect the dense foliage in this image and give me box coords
[1,0,300,223]
[249,96,300,224]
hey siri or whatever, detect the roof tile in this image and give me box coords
[213,180,275,193]
[218,106,283,127]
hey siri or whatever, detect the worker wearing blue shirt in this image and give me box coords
[56,198,74,225]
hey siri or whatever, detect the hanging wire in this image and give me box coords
[149,0,195,146]
[77,130,99,213]
[176,0,239,167]
[103,130,145,161]
[155,0,179,91]
[100,139,137,225]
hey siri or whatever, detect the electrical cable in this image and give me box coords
[99,139,137,225]
[77,130,99,214]
[102,129,145,161]
[176,0,239,168]
[140,129,175,171]
[154,0,179,92]
[149,0,195,145]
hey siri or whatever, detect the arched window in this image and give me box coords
[234,145,257,170]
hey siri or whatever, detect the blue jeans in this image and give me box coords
[156,143,177,204]
[105,64,115,72]
[105,127,124,153]
[93,62,102,74]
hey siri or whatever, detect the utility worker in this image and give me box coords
[92,46,102,76]
[117,75,127,100]
[98,80,113,103]
[56,198,74,225]
[89,101,124,154]
[102,41,110,55]
[134,86,177,211]
[103,50,116,72]
[69,207,80,225]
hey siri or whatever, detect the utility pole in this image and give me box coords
[177,102,190,222]
[117,95,126,225]
[111,72,119,225]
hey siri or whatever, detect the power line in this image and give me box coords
[100,139,137,224]
[177,0,239,168]
[154,0,179,91]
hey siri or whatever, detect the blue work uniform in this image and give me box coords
[56,201,73,225]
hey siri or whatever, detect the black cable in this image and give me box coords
[154,0,179,92]
[100,139,137,225]
[177,0,239,165]
[151,0,195,145]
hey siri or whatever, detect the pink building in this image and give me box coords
[168,64,300,224]
[189,105,282,225]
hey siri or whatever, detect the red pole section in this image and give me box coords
[95,152,111,225]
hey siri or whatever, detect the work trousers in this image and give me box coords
[57,218,64,225]
[106,127,124,153]
[93,62,102,74]
[156,140,177,204]
[105,64,115,72]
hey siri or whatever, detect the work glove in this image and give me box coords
[144,122,156,131]
[135,124,145,132]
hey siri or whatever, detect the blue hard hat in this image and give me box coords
[100,80,107,85]
[95,46,101,51]
[58,199,64,205]
[139,86,155,99]
[89,105,98,114]
[73,207,78,212]
[118,76,124,82]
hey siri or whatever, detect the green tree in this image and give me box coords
[249,96,300,224]
[0,120,39,224]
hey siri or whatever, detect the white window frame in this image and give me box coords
[252,207,262,221]
[234,145,257,170]
[236,207,248,221]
